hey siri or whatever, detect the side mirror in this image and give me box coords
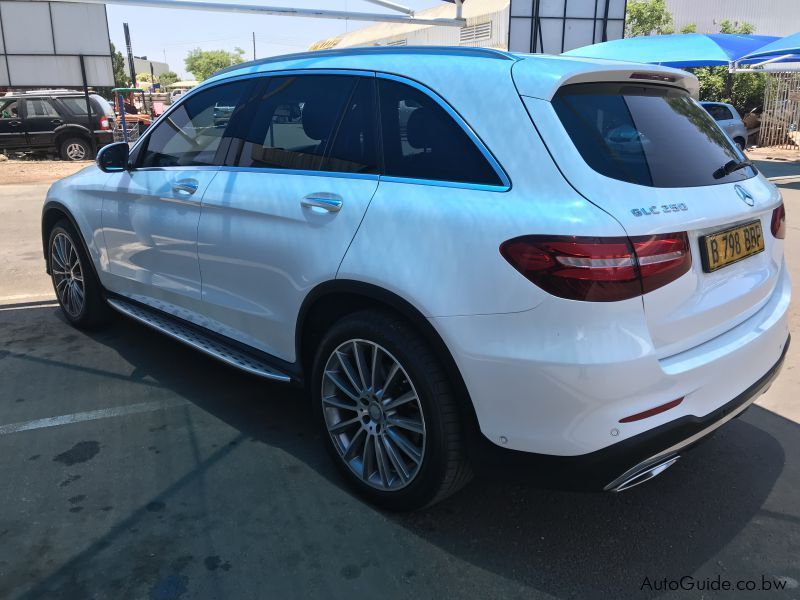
[96,142,130,173]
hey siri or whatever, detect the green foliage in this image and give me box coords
[719,20,756,34]
[184,48,245,81]
[136,72,153,83]
[680,23,697,34]
[111,43,130,88]
[625,0,674,37]
[158,71,179,87]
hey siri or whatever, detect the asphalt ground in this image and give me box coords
[1,168,799,599]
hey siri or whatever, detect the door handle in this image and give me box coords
[51,119,63,125]
[301,195,343,213]
[172,179,199,195]
[9,121,20,127]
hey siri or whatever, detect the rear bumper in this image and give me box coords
[470,335,789,491]
[432,261,791,456]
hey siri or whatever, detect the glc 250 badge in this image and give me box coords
[631,203,688,217]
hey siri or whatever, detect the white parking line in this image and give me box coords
[0,399,188,435]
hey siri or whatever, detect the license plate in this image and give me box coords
[700,220,764,272]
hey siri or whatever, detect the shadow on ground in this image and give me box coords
[2,307,796,599]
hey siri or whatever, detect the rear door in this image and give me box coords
[100,79,253,314]
[197,73,380,360]
[21,97,62,148]
[0,98,27,150]
[521,79,783,358]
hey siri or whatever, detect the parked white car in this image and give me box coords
[701,101,748,149]
[42,47,790,510]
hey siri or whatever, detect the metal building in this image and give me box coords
[665,0,800,37]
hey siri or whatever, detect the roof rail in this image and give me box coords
[215,45,518,77]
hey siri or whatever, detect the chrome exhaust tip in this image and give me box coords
[606,455,680,493]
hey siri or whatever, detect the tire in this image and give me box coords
[311,309,472,510]
[48,220,111,329]
[59,137,92,161]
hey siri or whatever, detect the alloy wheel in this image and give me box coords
[65,143,86,160]
[51,232,85,317]
[321,339,426,491]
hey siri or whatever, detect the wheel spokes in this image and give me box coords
[322,339,426,491]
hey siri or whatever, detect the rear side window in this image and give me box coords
[140,80,251,168]
[229,75,357,171]
[704,104,734,121]
[321,78,379,174]
[58,97,91,116]
[24,98,60,118]
[377,79,503,186]
[552,83,754,188]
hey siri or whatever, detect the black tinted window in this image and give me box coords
[141,80,251,168]
[553,83,755,188]
[230,75,356,171]
[704,104,734,121]
[377,79,502,186]
[322,78,378,174]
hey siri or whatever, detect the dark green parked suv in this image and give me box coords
[0,90,115,160]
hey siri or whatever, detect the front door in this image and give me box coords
[197,74,380,360]
[100,79,254,318]
[0,98,27,151]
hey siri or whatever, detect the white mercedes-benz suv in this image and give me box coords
[42,47,790,510]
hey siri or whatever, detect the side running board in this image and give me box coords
[107,298,292,383]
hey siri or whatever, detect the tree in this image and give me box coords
[184,48,245,81]
[158,71,179,87]
[625,0,674,37]
[719,20,756,34]
[680,23,697,34]
[136,72,153,83]
[111,42,130,88]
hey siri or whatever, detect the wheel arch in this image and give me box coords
[296,280,480,436]
[41,201,99,281]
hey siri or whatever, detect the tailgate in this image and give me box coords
[521,88,784,358]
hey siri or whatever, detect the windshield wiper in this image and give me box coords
[713,159,753,180]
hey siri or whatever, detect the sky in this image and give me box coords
[106,0,439,79]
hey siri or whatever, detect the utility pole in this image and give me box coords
[123,22,137,88]
[252,31,256,60]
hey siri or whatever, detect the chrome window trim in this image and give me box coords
[217,165,379,181]
[130,68,511,192]
[375,72,511,192]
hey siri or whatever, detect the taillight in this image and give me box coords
[771,203,786,239]
[500,233,691,302]
[100,117,109,130]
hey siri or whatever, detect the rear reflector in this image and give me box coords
[500,233,691,302]
[100,117,109,130]
[771,203,786,239]
[619,397,684,423]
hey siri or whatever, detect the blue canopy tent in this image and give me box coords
[562,33,780,68]
[738,32,800,64]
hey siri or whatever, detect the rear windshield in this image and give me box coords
[552,83,756,188]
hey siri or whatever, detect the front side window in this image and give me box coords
[229,75,357,171]
[376,78,503,186]
[0,99,19,119]
[140,80,251,168]
[24,98,60,118]
[553,83,755,188]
